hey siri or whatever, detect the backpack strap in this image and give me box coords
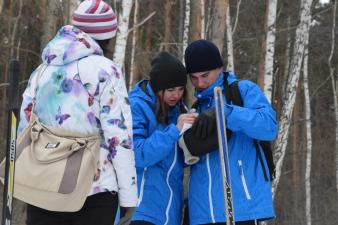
[254,140,269,181]
[227,79,270,181]
[223,72,232,105]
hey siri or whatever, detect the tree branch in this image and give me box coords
[127,11,156,35]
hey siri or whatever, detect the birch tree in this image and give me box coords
[327,0,338,196]
[182,0,190,60]
[258,0,278,102]
[303,14,312,225]
[282,17,292,100]
[129,0,138,90]
[200,0,205,39]
[113,0,133,70]
[226,3,234,71]
[272,0,313,195]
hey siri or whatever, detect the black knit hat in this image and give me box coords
[149,52,187,92]
[184,39,224,73]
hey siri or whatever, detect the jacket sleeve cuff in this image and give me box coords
[166,124,180,141]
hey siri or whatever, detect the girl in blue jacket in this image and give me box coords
[129,52,196,225]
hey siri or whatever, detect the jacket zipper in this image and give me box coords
[238,160,251,200]
[137,167,147,206]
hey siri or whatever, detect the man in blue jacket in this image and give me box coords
[183,40,278,225]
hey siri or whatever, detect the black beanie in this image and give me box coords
[149,52,187,92]
[184,39,224,73]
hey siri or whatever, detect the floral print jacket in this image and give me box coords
[17,25,137,207]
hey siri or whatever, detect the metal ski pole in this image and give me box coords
[214,86,235,225]
[2,60,20,225]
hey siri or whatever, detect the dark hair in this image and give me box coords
[154,88,188,124]
[96,39,112,56]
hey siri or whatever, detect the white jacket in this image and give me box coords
[18,25,137,207]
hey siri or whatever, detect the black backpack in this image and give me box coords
[226,79,275,181]
[192,73,276,181]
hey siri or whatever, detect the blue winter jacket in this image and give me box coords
[189,72,278,225]
[129,80,185,225]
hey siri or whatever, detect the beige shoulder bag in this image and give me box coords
[0,65,101,212]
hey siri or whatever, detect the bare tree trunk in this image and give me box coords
[327,0,338,197]
[200,0,205,39]
[0,0,3,14]
[205,0,212,39]
[10,0,23,59]
[272,0,313,196]
[178,0,185,58]
[282,17,292,100]
[185,0,203,107]
[258,0,277,102]
[129,0,139,90]
[207,0,227,55]
[182,0,190,60]
[113,0,133,71]
[232,0,241,36]
[162,0,172,51]
[62,0,78,24]
[303,33,312,225]
[189,0,202,41]
[41,0,60,52]
[226,3,234,71]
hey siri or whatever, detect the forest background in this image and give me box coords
[0,0,337,224]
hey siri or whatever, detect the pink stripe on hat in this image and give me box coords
[72,0,118,40]
[87,0,100,13]
[73,13,117,23]
[101,4,110,13]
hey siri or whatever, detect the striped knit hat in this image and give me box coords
[72,0,117,40]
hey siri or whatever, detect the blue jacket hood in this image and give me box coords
[129,80,156,109]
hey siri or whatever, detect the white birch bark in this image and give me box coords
[113,0,133,71]
[282,17,292,99]
[182,0,190,61]
[226,4,234,71]
[129,0,138,90]
[272,0,313,196]
[303,24,312,225]
[328,0,338,196]
[200,0,205,39]
[263,0,278,102]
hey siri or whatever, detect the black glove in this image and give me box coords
[190,107,216,139]
[118,207,135,225]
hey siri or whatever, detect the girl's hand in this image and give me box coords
[176,113,197,131]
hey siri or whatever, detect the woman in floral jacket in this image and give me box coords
[18,1,137,225]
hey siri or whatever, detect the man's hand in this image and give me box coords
[190,107,216,139]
